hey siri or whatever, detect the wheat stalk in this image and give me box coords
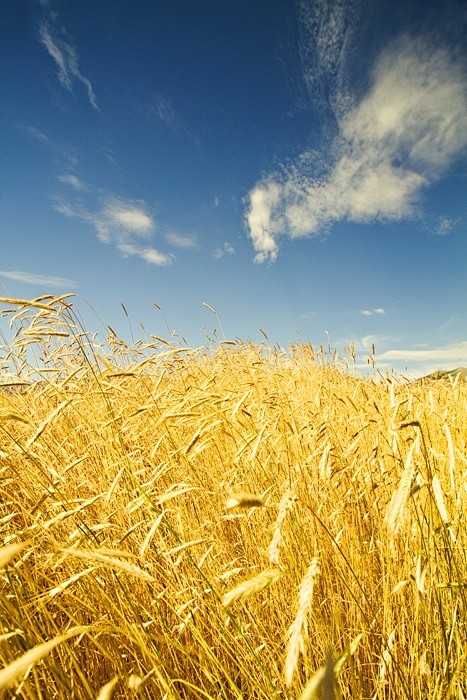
[0,627,87,689]
[269,487,296,566]
[225,493,265,509]
[285,557,320,687]
[386,435,419,535]
[222,568,282,607]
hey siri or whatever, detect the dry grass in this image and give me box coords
[0,296,466,699]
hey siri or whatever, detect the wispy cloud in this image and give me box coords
[38,16,99,110]
[117,243,173,266]
[439,316,459,334]
[212,242,236,260]
[59,173,88,191]
[360,308,385,316]
[25,126,51,145]
[435,217,458,236]
[54,195,173,266]
[246,5,467,262]
[377,341,467,376]
[151,94,182,131]
[0,271,77,288]
[353,332,467,377]
[25,125,78,166]
[149,93,198,144]
[358,334,399,352]
[165,231,198,249]
[95,197,155,241]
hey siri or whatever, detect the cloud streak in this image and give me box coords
[0,271,77,288]
[246,4,467,262]
[435,217,458,236]
[54,195,174,266]
[26,126,78,166]
[378,341,467,364]
[151,94,182,131]
[149,93,199,144]
[352,336,467,377]
[59,173,89,191]
[165,231,198,249]
[39,17,99,110]
[361,308,385,316]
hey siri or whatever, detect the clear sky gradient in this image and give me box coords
[1,0,466,377]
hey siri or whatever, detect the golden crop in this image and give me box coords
[1,297,466,698]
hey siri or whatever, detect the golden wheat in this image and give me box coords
[0,296,465,698]
[284,557,320,687]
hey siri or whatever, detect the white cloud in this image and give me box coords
[151,94,180,130]
[224,242,236,255]
[25,126,78,166]
[53,200,78,219]
[59,173,88,191]
[246,31,467,262]
[361,308,385,316]
[353,338,467,378]
[38,17,99,110]
[212,242,236,260]
[246,182,281,263]
[358,334,399,352]
[435,217,457,236]
[54,194,173,266]
[99,198,154,238]
[118,243,173,266]
[374,340,467,378]
[165,231,197,249]
[26,126,51,145]
[378,341,467,365]
[149,93,199,144]
[439,316,459,334]
[0,271,77,288]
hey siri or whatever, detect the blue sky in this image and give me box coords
[1,0,466,377]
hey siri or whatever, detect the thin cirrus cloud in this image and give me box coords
[58,173,89,191]
[435,217,458,236]
[38,16,99,110]
[246,7,467,262]
[54,193,174,266]
[25,126,51,145]
[355,333,467,374]
[26,126,78,167]
[0,270,77,288]
[360,308,385,316]
[377,341,467,366]
[165,231,198,249]
[149,93,199,144]
[151,94,182,131]
[358,334,399,352]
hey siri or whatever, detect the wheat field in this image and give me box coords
[0,296,466,699]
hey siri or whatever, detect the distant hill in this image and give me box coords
[418,367,467,382]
